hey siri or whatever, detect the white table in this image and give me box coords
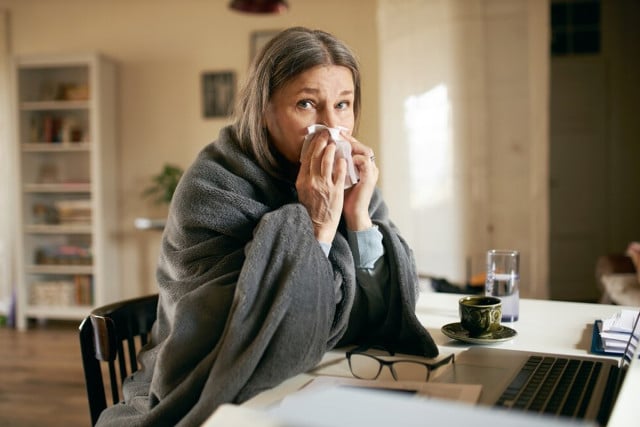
[415,291,624,358]
[415,292,639,427]
[213,291,638,426]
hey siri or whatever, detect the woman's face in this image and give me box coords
[264,65,355,164]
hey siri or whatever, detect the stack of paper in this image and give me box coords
[205,385,595,427]
[595,309,640,354]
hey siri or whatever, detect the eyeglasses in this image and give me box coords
[346,345,455,382]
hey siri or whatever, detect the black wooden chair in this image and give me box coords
[78,294,159,426]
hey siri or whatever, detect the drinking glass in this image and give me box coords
[485,249,519,322]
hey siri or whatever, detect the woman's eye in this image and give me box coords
[336,101,351,110]
[297,100,313,109]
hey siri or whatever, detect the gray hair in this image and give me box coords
[233,27,361,179]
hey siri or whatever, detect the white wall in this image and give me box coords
[0,0,380,301]
[378,0,549,298]
[377,0,469,285]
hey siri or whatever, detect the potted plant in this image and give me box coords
[142,163,184,205]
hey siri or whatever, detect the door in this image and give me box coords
[549,57,608,302]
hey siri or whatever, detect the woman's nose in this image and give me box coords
[318,109,339,128]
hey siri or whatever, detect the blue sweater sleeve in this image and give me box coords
[319,226,389,317]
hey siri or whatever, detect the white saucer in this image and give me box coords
[441,322,517,344]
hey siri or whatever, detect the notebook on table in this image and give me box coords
[432,311,640,426]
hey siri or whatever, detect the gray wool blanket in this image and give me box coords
[97,126,438,426]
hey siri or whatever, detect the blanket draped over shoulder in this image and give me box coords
[97,126,438,426]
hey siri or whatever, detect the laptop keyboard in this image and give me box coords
[495,355,602,418]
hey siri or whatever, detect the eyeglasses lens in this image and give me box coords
[391,361,430,381]
[349,354,382,380]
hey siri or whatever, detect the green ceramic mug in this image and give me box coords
[459,296,502,337]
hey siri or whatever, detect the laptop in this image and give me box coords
[432,311,640,426]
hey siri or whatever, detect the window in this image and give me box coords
[551,0,601,55]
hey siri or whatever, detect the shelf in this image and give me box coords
[24,304,92,320]
[25,224,92,234]
[134,217,166,230]
[24,183,91,193]
[20,100,89,111]
[14,53,118,329]
[22,142,91,152]
[26,264,93,275]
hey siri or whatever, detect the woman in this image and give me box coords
[97,27,437,427]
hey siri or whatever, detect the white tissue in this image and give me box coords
[301,124,359,189]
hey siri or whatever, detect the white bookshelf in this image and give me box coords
[12,53,119,329]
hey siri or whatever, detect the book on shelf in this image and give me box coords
[74,275,93,305]
[29,274,93,307]
[33,114,85,143]
[34,243,92,265]
[54,199,92,224]
[591,309,639,355]
[32,199,92,225]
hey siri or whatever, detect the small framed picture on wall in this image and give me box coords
[201,71,236,118]
[250,30,281,61]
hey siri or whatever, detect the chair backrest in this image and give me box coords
[78,294,159,426]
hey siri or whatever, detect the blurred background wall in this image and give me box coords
[0,0,638,310]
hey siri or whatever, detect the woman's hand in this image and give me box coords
[341,132,378,231]
[296,130,347,243]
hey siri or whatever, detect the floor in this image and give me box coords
[0,320,89,427]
